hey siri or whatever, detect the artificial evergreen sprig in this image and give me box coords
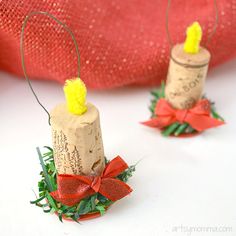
[31,147,135,222]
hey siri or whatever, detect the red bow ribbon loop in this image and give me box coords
[50,156,132,206]
[142,99,224,132]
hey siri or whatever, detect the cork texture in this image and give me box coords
[165,43,211,110]
[50,103,105,176]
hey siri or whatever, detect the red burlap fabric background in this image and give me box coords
[0,0,235,89]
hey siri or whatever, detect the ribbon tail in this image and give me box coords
[99,178,132,202]
[50,190,78,207]
[141,116,175,129]
[50,190,81,207]
[50,188,95,207]
[186,114,225,132]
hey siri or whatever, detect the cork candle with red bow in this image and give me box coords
[31,77,134,222]
[143,22,224,136]
[49,78,133,214]
[21,12,135,222]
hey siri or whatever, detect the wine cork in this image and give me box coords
[165,43,211,109]
[50,103,105,176]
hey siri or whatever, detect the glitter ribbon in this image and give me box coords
[142,98,224,132]
[51,156,132,206]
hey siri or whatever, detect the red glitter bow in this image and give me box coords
[142,99,224,132]
[50,156,132,206]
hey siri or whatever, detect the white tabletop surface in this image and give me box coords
[0,59,236,236]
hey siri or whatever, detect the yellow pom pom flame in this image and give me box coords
[184,21,202,54]
[64,78,87,115]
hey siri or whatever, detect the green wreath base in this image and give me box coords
[31,147,135,223]
[149,82,224,137]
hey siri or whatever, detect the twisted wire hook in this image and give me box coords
[20,11,81,125]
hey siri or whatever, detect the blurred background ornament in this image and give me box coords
[20,11,134,221]
[142,0,225,137]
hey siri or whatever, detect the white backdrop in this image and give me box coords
[0,59,236,236]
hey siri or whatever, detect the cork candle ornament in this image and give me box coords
[165,22,211,110]
[142,0,224,137]
[21,11,135,222]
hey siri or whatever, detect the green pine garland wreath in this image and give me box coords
[149,82,224,136]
